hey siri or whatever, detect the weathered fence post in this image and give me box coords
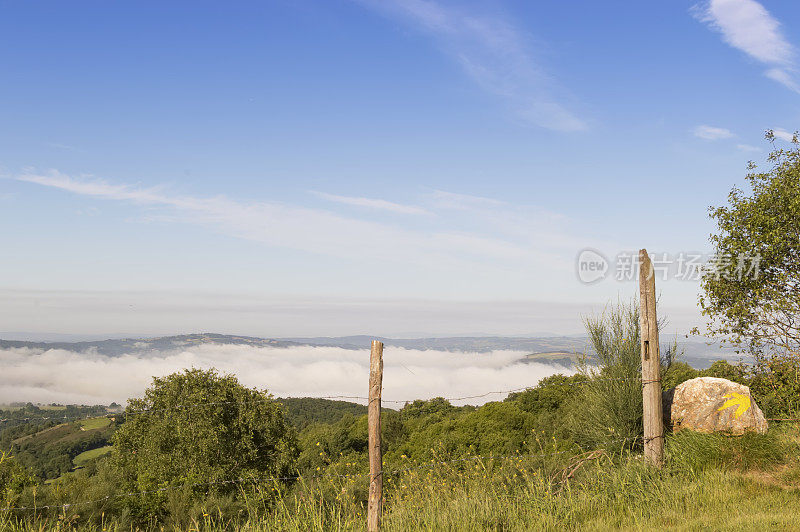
[367,340,384,531]
[639,249,664,468]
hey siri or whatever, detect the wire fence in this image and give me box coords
[0,375,638,423]
[0,435,643,513]
[0,375,651,514]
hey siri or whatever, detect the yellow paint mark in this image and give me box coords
[717,392,751,419]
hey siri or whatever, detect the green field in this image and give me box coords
[79,417,111,430]
[72,445,112,466]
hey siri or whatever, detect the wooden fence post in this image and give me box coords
[639,249,664,468]
[367,340,384,531]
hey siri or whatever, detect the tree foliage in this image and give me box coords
[700,132,800,354]
[111,368,298,512]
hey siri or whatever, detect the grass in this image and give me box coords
[73,446,112,466]
[2,425,798,531]
[79,417,111,430]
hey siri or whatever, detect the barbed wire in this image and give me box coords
[116,376,639,415]
[0,436,642,513]
[2,377,641,423]
[0,377,647,513]
[0,412,117,424]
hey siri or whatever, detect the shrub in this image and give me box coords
[572,300,643,450]
[110,368,298,523]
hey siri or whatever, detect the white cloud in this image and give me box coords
[312,191,430,215]
[694,0,800,92]
[693,125,735,140]
[764,67,800,92]
[736,143,761,152]
[16,171,577,272]
[0,344,573,406]
[358,0,587,132]
[428,190,505,211]
[771,128,797,142]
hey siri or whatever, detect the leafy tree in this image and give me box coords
[111,368,298,515]
[400,397,458,420]
[700,132,800,355]
[507,374,587,412]
[278,397,366,430]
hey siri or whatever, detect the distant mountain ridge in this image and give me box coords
[0,332,742,368]
[0,333,301,357]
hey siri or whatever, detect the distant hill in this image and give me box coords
[0,332,742,369]
[281,335,593,353]
[0,333,302,357]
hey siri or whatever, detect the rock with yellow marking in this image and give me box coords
[663,377,768,435]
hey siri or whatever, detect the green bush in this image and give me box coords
[661,361,699,390]
[572,300,643,450]
[698,355,800,418]
[748,352,800,418]
[110,368,299,524]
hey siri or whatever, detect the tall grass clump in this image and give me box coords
[572,300,643,450]
[666,428,790,474]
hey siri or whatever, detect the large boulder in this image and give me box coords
[662,377,768,435]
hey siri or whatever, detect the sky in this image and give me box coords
[2,0,799,338]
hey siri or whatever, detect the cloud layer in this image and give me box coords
[0,344,573,407]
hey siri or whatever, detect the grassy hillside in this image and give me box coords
[9,417,117,479]
[72,445,112,466]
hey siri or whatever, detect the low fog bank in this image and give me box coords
[0,344,574,407]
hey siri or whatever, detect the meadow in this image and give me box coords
[1,425,798,531]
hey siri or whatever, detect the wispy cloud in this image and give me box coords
[427,190,504,211]
[16,171,577,272]
[771,128,797,142]
[358,0,587,132]
[693,124,735,140]
[736,143,761,152]
[45,142,80,151]
[312,191,431,215]
[694,0,799,92]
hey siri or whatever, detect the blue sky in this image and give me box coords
[1,0,799,337]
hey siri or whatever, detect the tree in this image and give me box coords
[111,368,298,510]
[700,132,800,355]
